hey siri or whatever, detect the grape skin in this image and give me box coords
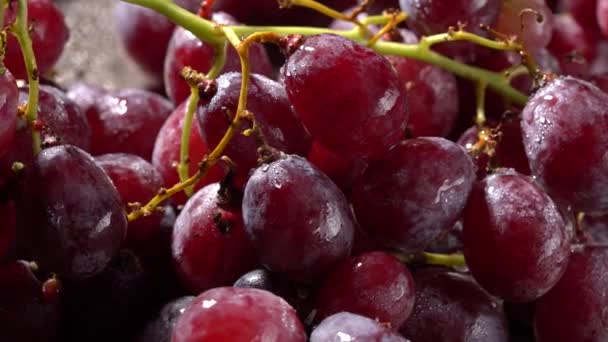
[311,312,409,342]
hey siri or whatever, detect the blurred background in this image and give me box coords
[54,0,153,89]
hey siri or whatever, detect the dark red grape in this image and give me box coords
[314,251,415,329]
[20,84,92,151]
[19,145,127,279]
[426,221,464,254]
[138,296,195,342]
[598,0,608,38]
[164,12,272,105]
[242,155,355,283]
[0,70,18,158]
[311,312,409,342]
[400,267,509,342]
[548,14,594,78]
[88,88,173,160]
[521,76,608,213]
[494,0,554,51]
[581,213,608,244]
[534,247,608,341]
[0,200,16,261]
[114,0,200,78]
[351,137,475,253]
[172,183,257,293]
[282,33,407,159]
[95,153,164,257]
[197,72,311,188]
[172,287,306,342]
[4,0,69,80]
[463,171,571,302]
[152,101,226,205]
[387,52,459,137]
[0,260,61,342]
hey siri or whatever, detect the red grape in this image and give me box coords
[282,33,407,159]
[306,140,367,194]
[311,312,409,342]
[172,287,306,342]
[95,153,164,257]
[4,0,69,80]
[197,72,312,188]
[534,247,608,341]
[463,171,571,302]
[66,82,108,115]
[494,0,554,51]
[314,251,416,329]
[19,145,127,279]
[400,267,509,341]
[164,12,273,105]
[548,14,594,78]
[242,155,355,283]
[88,89,174,160]
[521,76,608,213]
[152,101,226,205]
[351,137,475,253]
[172,183,257,293]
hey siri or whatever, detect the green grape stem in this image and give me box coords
[10,0,41,154]
[122,0,528,106]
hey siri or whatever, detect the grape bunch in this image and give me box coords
[2,0,608,341]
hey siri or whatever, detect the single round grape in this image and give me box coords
[19,145,127,279]
[0,70,18,158]
[521,76,608,213]
[242,155,355,283]
[387,53,459,137]
[314,251,416,329]
[494,0,554,51]
[197,72,312,188]
[138,296,195,342]
[172,183,257,293]
[95,153,164,257]
[164,12,273,105]
[172,287,306,342]
[311,312,409,342]
[0,260,61,341]
[282,33,407,159]
[535,247,608,342]
[20,84,92,151]
[463,171,571,302]
[351,137,475,253]
[400,267,509,342]
[114,0,199,77]
[152,101,226,205]
[88,89,174,160]
[3,0,69,80]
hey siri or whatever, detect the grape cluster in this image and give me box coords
[1,0,608,341]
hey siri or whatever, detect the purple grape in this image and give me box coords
[311,312,409,342]
[138,296,195,342]
[463,171,571,302]
[494,0,554,51]
[242,155,355,283]
[351,137,475,253]
[282,33,407,159]
[0,70,18,158]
